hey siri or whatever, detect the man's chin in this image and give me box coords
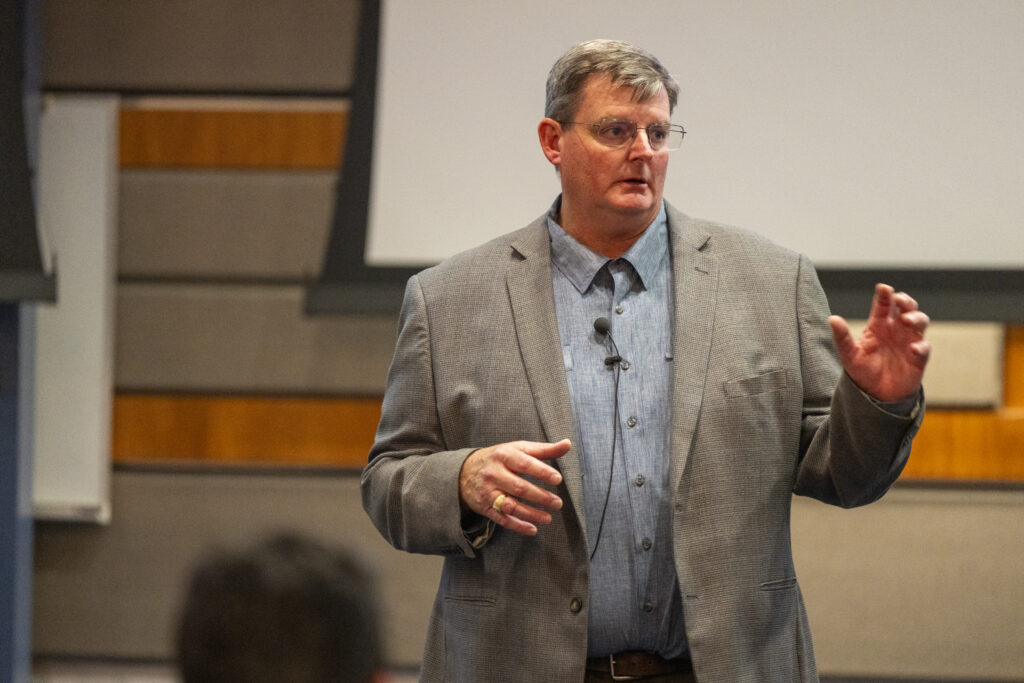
[609,194,657,215]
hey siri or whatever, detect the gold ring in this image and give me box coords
[491,493,507,513]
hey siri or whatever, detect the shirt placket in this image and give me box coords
[608,259,658,628]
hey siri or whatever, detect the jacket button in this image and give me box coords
[570,598,583,613]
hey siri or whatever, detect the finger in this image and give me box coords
[529,437,573,458]
[867,283,895,321]
[517,438,572,464]
[503,440,570,487]
[493,493,553,526]
[911,339,932,362]
[488,506,539,536]
[486,491,553,536]
[893,291,920,313]
[496,472,563,512]
[899,310,930,334]
[828,315,857,364]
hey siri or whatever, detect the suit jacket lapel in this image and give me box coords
[507,220,588,534]
[665,203,718,492]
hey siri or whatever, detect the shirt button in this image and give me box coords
[626,416,637,428]
[634,474,645,487]
[643,601,654,613]
[615,305,624,315]
[620,360,631,371]
[642,537,652,550]
[570,598,583,614]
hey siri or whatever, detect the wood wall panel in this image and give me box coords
[113,395,379,467]
[111,397,1024,479]
[902,409,1024,480]
[119,109,346,169]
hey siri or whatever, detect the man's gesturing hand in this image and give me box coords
[459,439,569,536]
[829,283,931,402]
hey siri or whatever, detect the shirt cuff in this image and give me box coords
[865,387,922,420]
[461,510,492,549]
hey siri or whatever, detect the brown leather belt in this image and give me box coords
[586,651,694,680]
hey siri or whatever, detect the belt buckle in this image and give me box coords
[609,654,642,681]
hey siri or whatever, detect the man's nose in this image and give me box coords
[628,129,656,158]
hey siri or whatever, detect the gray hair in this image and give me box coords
[545,39,680,122]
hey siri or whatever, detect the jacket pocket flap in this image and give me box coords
[724,368,788,398]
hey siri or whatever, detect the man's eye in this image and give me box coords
[600,122,631,139]
[649,127,669,143]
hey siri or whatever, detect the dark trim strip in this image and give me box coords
[0,271,56,303]
[112,461,362,478]
[820,269,1024,322]
[307,0,381,301]
[42,86,353,100]
[308,265,1024,322]
[118,275,314,288]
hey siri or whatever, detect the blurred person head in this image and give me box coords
[176,532,384,683]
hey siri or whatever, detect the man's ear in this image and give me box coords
[537,118,563,166]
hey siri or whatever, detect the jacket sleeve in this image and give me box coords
[360,274,495,557]
[792,254,924,507]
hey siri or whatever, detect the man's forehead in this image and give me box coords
[577,74,669,115]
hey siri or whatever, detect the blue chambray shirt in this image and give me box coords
[546,198,689,659]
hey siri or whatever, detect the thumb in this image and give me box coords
[828,315,857,365]
[522,438,572,460]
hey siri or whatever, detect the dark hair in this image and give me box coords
[545,39,680,121]
[177,533,382,683]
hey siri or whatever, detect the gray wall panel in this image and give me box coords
[119,170,337,279]
[43,0,359,93]
[794,488,1024,680]
[115,283,396,393]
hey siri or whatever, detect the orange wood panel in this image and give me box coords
[113,394,379,467]
[899,324,1024,482]
[901,408,1024,481]
[119,108,346,169]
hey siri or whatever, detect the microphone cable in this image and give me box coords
[590,316,622,561]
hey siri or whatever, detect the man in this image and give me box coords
[362,39,928,682]
[176,533,386,683]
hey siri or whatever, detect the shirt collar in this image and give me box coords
[546,197,669,294]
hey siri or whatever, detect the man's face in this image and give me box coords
[556,75,671,228]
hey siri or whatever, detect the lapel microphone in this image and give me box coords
[590,316,623,560]
[593,317,623,366]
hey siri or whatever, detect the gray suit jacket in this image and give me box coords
[361,202,922,682]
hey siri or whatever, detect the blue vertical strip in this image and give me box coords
[0,304,35,683]
[0,0,41,680]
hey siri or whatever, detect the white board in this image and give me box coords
[32,96,119,523]
[366,0,1024,269]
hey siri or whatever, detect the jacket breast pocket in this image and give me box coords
[723,368,788,398]
[759,576,798,592]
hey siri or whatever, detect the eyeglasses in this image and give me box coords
[559,118,686,151]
